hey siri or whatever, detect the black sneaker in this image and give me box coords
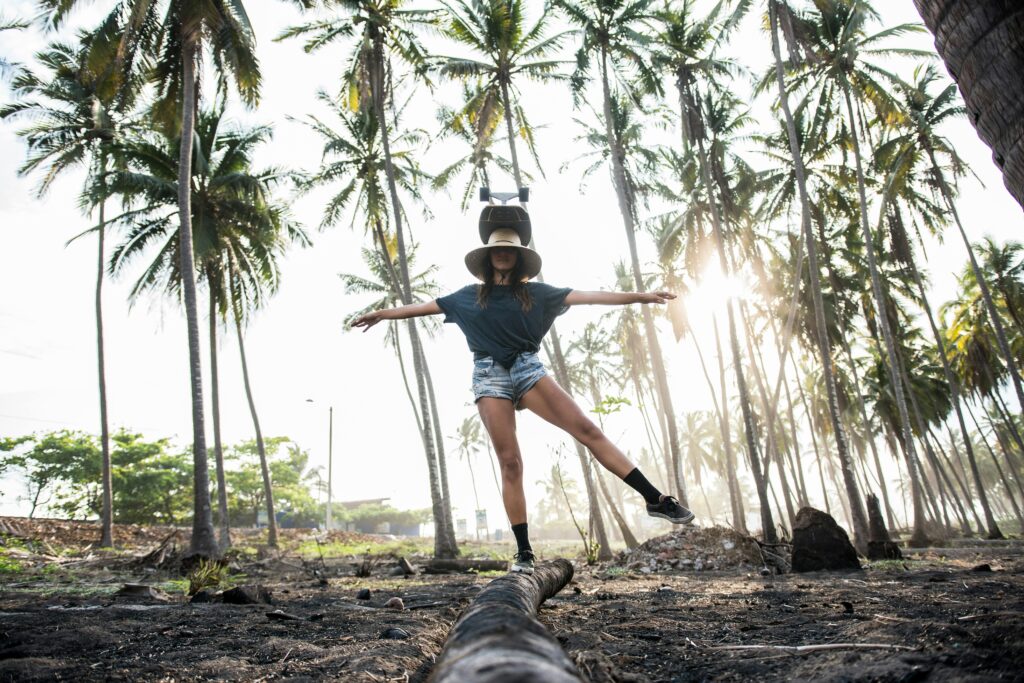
[510,550,535,574]
[647,496,695,525]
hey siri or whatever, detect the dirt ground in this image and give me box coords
[1,518,1023,682]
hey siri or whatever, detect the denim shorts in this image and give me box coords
[472,351,547,410]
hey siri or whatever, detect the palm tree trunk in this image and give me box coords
[782,378,811,508]
[96,187,113,549]
[588,381,639,550]
[179,41,216,558]
[769,5,862,542]
[688,115,774,540]
[925,144,1024,412]
[600,52,687,506]
[933,428,986,532]
[234,309,277,548]
[840,77,921,545]
[499,71,610,558]
[712,314,747,532]
[907,253,1002,537]
[416,336,459,551]
[370,34,457,559]
[209,293,231,549]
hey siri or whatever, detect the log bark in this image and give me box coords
[429,559,581,683]
[913,0,1024,210]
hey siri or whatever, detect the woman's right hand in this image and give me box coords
[351,310,385,332]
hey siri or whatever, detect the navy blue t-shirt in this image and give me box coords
[435,282,573,369]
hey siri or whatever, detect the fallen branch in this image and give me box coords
[710,643,913,655]
[428,559,581,683]
[958,611,1024,622]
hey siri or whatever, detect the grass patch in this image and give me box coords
[0,555,23,574]
[296,537,433,559]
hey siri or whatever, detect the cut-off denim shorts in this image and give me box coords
[472,351,547,410]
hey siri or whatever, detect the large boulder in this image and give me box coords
[791,507,861,572]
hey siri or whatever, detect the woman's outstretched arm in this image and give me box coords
[350,300,442,332]
[564,290,675,306]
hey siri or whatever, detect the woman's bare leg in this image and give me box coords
[477,397,527,525]
[518,376,636,478]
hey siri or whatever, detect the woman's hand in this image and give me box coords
[351,310,385,332]
[639,291,676,305]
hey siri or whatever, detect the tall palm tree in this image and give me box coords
[785,0,932,545]
[2,33,132,548]
[912,0,1024,210]
[874,69,1004,537]
[976,239,1024,337]
[99,105,306,548]
[436,0,569,187]
[40,0,263,558]
[556,0,691,510]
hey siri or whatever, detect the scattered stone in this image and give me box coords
[189,589,214,604]
[220,585,273,605]
[384,597,405,611]
[612,526,762,574]
[381,627,410,640]
[308,613,325,621]
[841,601,854,614]
[356,588,372,600]
[791,507,861,572]
[971,563,993,572]
[115,584,171,602]
[266,610,303,621]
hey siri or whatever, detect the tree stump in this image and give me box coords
[866,494,903,561]
[428,559,582,683]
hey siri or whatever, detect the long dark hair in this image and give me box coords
[476,250,534,312]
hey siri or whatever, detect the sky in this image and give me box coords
[1,1,1022,536]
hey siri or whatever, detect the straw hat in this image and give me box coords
[465,227,542,281]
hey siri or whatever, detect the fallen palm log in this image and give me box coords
[428,558,582,683]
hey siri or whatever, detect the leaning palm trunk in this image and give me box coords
[907,250,1002,537]
[234,304,277,548]
[369,34,457,558]
[682,89,774,540]
[415,333,459,548]
[912,0,1024,210]
[924,145,1024,413]
[712,315,747,533]
[839,76,921,546]
[500,82,612,560]
[209,293,231,548]
[96,185,113,548]
[768,1,868,547]
[180,42,217,558]
[598,54,687,506]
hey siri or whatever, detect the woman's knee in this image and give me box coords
[574,417,604,445]
[497,452,523,480]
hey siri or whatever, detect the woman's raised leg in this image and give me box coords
[476,396,527,525]
[518,376,635,478]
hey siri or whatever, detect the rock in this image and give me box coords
[115,584,172,602]
[971,563,993,572]
[189,589,215,603]
[384,596,405,610]
[220,585,273,605]
[866,494,902,560]
[791,507,861,572]
[381,627,410,640]
[356,588,372,600]
[266,609,303,621]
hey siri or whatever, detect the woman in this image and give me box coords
[352,227,694,574]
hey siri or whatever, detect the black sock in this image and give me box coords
[623,468,663,506]
[511,523,532,554]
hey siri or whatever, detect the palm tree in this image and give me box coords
[39,0,263,558]
[99,105,306,548]
[874,69,1004,537]
[1,33,132,548]
[976,239,1024,337]
[452,416,484,537]
[912,0,1024,210]
[435,0,569,187]
[556,0,692,510]
[785,0,933,545]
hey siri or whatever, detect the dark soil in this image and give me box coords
[2,519,1023,682]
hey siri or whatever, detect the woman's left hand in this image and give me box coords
[640,291,676,304]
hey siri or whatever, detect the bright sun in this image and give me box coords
[682,262,755,325]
